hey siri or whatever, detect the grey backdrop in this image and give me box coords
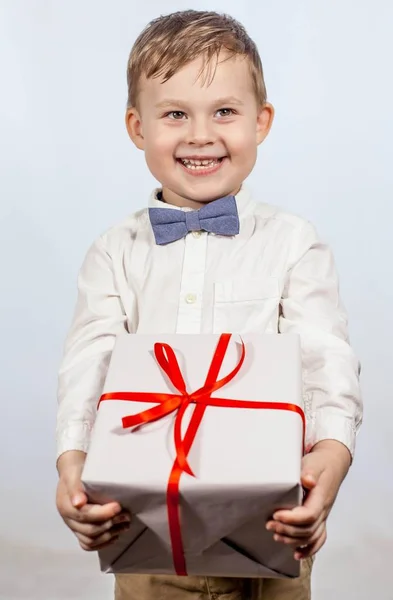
[1,1,392,599]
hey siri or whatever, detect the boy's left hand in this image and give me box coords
[266,440,351,560]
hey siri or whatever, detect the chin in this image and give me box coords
[184,184,239,203]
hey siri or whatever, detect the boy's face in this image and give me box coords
[126,53,274,208]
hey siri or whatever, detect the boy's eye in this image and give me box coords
[216,108,235,117]
[167,111,187,120]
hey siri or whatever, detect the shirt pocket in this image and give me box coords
[213,276,280,334]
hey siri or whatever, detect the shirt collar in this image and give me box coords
[148,185,255,218]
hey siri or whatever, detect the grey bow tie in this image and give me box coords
[149,195,240,245]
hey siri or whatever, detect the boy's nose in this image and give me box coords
[186,118,215,146]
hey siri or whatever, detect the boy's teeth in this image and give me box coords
[180,158,220,169]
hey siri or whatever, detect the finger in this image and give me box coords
[273,522,326,549]
[272,505,321,527]
[301,470,321,492]
[294,528,327,560]
[66,502,125,524]
[273,486,326,526]
[77,522,130,551]
[266,513,324,540]
[66,512,131,537]
[71,490,88,509]
[62,469,89,509]
[300,453,325,491]
[79,534,120,552]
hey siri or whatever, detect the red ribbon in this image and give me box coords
[98,334,305,576]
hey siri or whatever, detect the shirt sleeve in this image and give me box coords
[56,235,128,460]
[279,221,362,457]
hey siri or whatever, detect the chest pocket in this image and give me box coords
[213,276,280,334]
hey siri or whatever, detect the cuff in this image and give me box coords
[56,421,94,461]
[305,409,358,458]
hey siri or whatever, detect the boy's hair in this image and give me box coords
[127,10,267,109]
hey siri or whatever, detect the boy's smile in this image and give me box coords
[126,53,274,208]
[177,156,225,176]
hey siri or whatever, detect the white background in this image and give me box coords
[1,1,392,598]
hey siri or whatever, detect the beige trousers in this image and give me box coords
[114,558,313,600]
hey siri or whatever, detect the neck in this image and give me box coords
[161,186,241,209]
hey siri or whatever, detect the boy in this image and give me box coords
[56,10,362,600]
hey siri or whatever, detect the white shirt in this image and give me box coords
[56,186,362,460]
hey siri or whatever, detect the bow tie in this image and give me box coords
[149,195,240,245]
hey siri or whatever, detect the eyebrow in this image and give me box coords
[155,96,245,109]
[213,96,245,106]
[155,99,188,109]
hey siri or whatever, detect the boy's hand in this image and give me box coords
[56,450,131,551]
[266,440,351,560]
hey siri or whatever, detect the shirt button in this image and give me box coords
[185,293,197,304]
[192,231,202,238]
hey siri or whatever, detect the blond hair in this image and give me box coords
[127,10,267,108]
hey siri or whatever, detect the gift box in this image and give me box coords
[81,333,305,578]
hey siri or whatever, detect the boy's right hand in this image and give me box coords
[56,450,131,551]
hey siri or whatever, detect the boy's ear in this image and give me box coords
[125,108,145,150]
[256,102,275,145]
